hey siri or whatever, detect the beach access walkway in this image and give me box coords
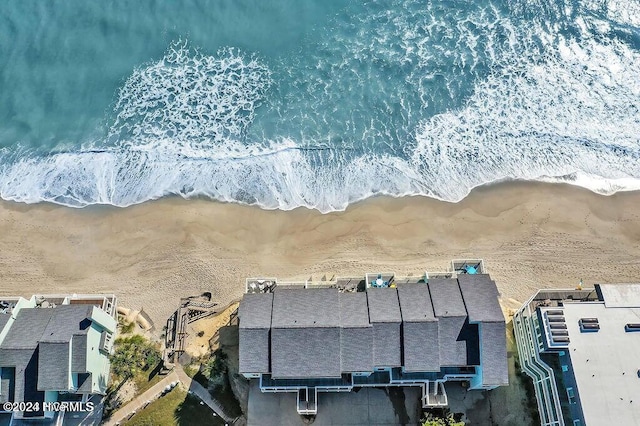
[174,364,243,425]
[103,364,241,425]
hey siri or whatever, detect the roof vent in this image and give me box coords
[625,323,640,332]
[579,318,600,333]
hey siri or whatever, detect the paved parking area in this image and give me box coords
[247,381,421,426]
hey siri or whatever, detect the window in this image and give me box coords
[99,331,114,353]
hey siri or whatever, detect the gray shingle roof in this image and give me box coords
[0,309,54,350]
[397,284,435,322]
[457,274,504,323]
[239,293,273,329]
[340,327,373,372]
[339,292,370,327]
[429,278,467,317]
[0,314,10,333]
[403,321,440,372]
[372,322,401,367]
[239,328,270,374]
[238,275,507,384]
[480,322,509,386]
[367,289,401,323]
[37,342,70,391]
[272,288,339,328]
[0,304,100,403]
[437,316,468,366]
[40,305,93,343]
[72,335,87,372]
[0,365,13,403]
[271,327,341,378]
[0,348,38,404]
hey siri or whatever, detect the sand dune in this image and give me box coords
[1,181,639,329]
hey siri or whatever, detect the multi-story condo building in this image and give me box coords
[513,284,640,426]
[238,260,509,415]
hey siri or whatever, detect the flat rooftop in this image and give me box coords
[598,283,640,308]
[562,301,640,425]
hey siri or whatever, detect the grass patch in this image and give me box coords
[182,364,199,379]
[133,369,165,396]
[124,388,226,426]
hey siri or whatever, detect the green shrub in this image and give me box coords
[422,412,465,426]
[110,335,161,380]
[202,349,229,391]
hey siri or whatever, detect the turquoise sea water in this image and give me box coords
[1,0,639,211]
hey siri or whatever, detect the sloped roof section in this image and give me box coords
[457,274,504,323]
[396,284,435,322]
[71,335,87,373]
[272,288,339,328]
[367,289,401,323]
[41,305,93,343]
[37,341,70,391]
[372,322,401,367]
[239,293,273,329]
[340,327,373,372]
[339,292,370,327]
[437,316,468,367]
[271,327,341,378]
[0,315,10,333]
[0,309,53,350]
[239,328,270,374]
[480,322,508,386]
[429,278,467,317]
[403,321,440,372]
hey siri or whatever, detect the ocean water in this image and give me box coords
[1,0,639,212]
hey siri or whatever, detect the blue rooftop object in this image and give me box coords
[464,265,477,274]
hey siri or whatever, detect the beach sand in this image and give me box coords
[1,181,639,330]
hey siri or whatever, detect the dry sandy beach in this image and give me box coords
[1,181,639,330]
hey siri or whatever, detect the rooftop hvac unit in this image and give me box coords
[579,323,600,332]
[550,323,567,329]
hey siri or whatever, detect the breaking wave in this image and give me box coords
[0,0,639,212]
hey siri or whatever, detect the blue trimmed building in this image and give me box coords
[0,294,117,425]
[239,268,508,415]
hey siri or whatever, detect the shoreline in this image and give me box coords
[1,180,639,329]
[3,175,640,215]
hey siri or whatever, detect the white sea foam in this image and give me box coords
[109,40,273,158]
[411,21,640,201]
[1,3,639,212]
